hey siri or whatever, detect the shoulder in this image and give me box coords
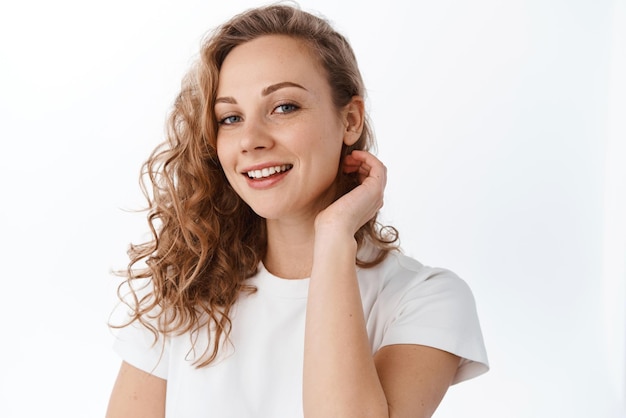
[359,249,489,383]
[358,249,473,304]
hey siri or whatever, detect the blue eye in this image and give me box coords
[274,103,299,114]
[219,115,241,125]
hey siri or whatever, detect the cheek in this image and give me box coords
[320,128,346,163]
[215,139,237,183]
[322,115,347,149]
[215,137,230,167]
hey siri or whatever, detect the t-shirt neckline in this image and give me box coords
[246,262,310,299]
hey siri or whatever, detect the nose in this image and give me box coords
[239,118,274,153]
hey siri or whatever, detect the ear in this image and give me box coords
[342,96,365,146]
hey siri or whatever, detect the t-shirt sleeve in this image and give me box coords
[380,262,489,385]
[112,318,170,380]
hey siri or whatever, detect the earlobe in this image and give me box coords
[343,96,365,146]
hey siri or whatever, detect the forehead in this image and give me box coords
[216,35,327,95]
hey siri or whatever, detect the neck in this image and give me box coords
[263,218,316,279]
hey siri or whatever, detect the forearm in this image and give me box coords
[303,230,388,417]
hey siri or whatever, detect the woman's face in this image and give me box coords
[215,35,352,222]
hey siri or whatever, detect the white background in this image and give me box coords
[0,0,624,417]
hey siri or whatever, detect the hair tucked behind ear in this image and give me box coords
[111,2,399,368]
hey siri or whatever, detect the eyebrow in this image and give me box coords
[215,81,308,105]
[262,81,307,96]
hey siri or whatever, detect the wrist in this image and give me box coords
[313,227,358,258]
[314,213,357,237]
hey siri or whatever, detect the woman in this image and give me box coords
[106,4,488,417]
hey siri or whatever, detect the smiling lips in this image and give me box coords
[245,164,293,179]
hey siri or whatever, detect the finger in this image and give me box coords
[342,156,363,174]
[343,151,374,173]
[343,159,371,181]
[344,161,371,176]
[346,151,386,186]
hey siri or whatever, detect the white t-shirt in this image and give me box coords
[112,250,489,417]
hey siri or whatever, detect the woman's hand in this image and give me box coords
[315,150,387,237]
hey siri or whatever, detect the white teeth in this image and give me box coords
[247,164,292,179]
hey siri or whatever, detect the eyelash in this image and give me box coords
[218,115,241,125]
[217,102,300,126]
[274,102,299,114]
